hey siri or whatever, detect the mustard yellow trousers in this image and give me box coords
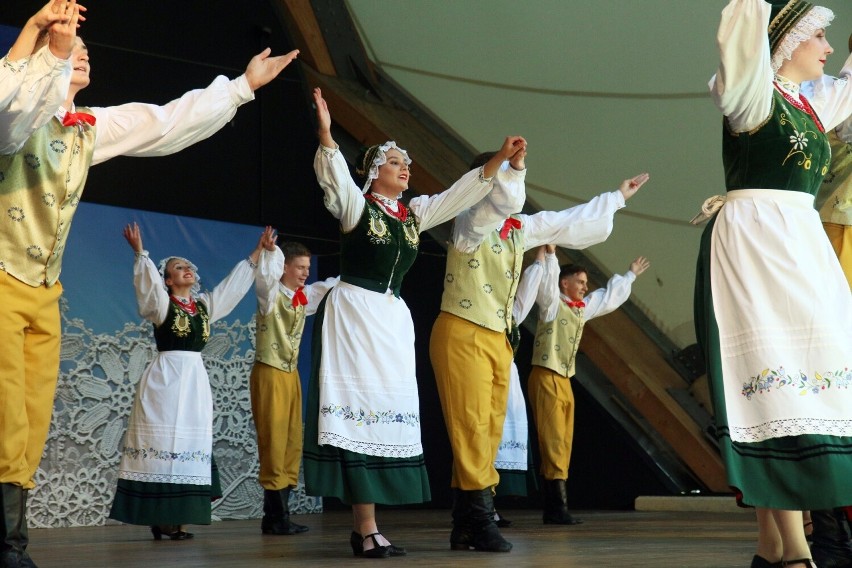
[430,312,511,490]
[528,365,575,481]
[250,363,303,490]
[0,273,63,488]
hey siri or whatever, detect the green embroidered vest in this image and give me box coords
[255,291,305,372]
[340,200,420,297]
[0,111,96,286]
[532,300,584,378]
[723,89,830,195]
[815,129,852,225]
[154,299,210,352]
[439,218,525,332]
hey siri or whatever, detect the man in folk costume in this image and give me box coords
[250,240,336,536]
[429,143,649,552]
[528,247,649,525]
[0,2,299,565]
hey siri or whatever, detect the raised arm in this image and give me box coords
[254,229,283,317]
[523,173,649,250]
[123,222,170,325]
[710,0,774,132]
[583,256,648,320]
[512,245,546,324]
[89,49,298,165]
[536,245,562,323]
[311,87,367,230]
[201,228,269,322]
[0,1,81,153]
[452,144,528,252]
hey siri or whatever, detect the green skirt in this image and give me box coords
[696,216,852,509]
[108,457,222,525]
[302,293,431,506]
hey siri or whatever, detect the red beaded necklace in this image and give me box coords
[366,193,409,222]
[170,294,198,316]
[774,82,825,133]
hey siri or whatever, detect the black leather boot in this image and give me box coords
[542,479,583,525]
[449,488,473,550]
[810,509,852,568]
[1,484,37,568]
[450,488,511,552]
[260,487,309,535]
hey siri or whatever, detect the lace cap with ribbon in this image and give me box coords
[355,141,411,194]
[157,256,202,297]
[769,1,834,74]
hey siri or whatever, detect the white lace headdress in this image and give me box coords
[355,141,411,194]
[157,256,201,297]
[770,1,834,74]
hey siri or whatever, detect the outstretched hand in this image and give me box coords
[618,173,650,201]
[245,48,299,91]
[629,256,650,276]
[123,222,143,253]
[312,87,335,147]
[482,136,527,179]
[48,0,86,59]
[257,226,277,252]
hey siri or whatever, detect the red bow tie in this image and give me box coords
[291,287,308,307]
[565,300,585,308]
[62,111,96,127]
[499,217,522,240]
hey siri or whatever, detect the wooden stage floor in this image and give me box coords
[29,508,758,567]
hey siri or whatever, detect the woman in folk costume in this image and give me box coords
[304,87,526,558]
[695,1,852,566]
[109,223,275,540]
[491,245,550,528]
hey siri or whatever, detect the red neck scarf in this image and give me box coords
[499,218,522,240]
[62,111,97,127]
[291,287,308,307]
[564,299,585,309]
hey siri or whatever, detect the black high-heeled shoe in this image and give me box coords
[750,555,782,568]
[150,525,195,541]
[354,532,407,558]
[350,531,363,555]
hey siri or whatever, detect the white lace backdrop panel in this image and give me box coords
[30,204,321,528]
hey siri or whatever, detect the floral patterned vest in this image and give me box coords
[0,111,96,286]
[255,291,305,372]
[531,300,585,378]
[339,199,420,297]
[439,217,525,332]
[154,299,210,352]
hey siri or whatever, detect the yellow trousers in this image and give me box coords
[430,312,511,490]
[528,365,575,481]
[824,222,852,290]
[250,363,303,490]
[0,274,63,488]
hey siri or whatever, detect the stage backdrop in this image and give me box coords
[30,203,320,528]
